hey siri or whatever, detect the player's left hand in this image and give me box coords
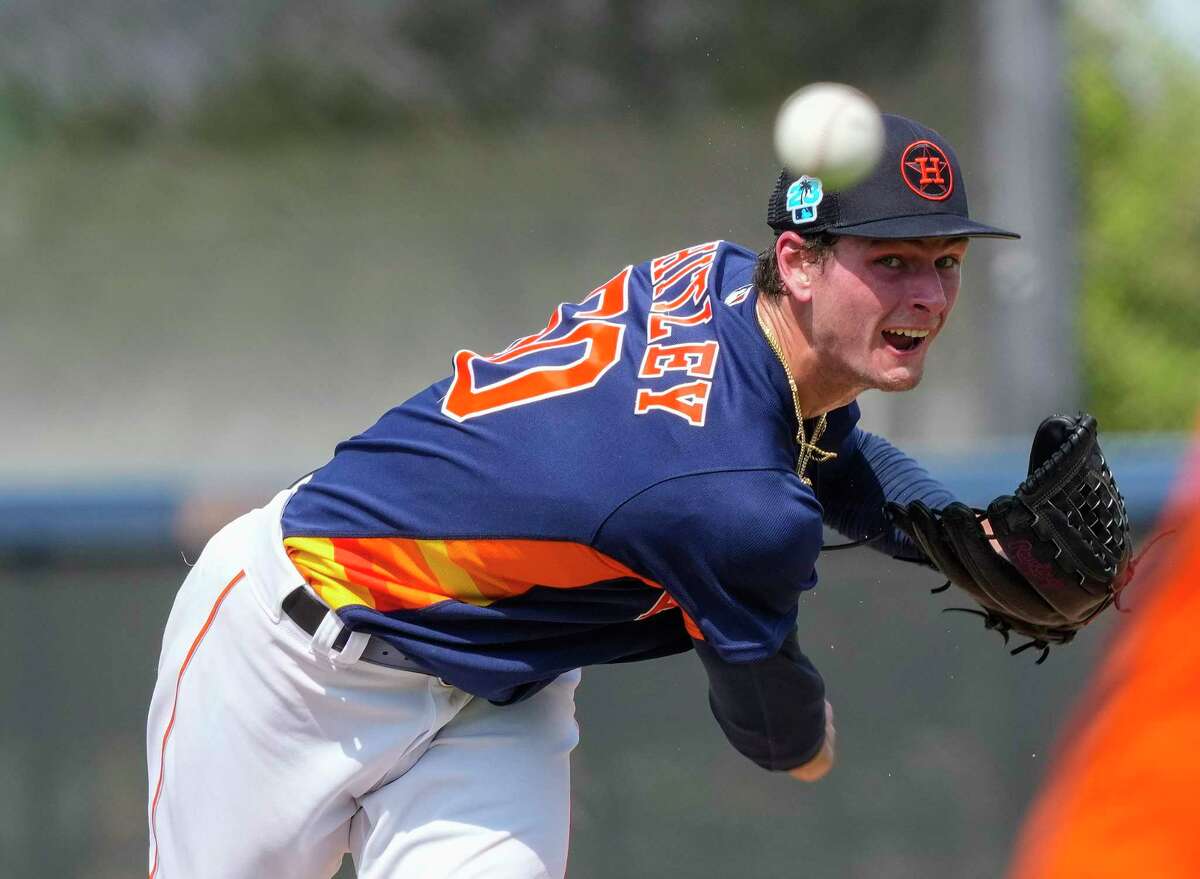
[887,413,1133,663]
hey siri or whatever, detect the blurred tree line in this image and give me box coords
[0,0,958,144]
[0,0,1195,430]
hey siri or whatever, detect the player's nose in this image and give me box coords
[907,268,950,315]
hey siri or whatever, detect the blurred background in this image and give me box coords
[1,1,1197,876]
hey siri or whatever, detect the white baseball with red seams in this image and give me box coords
[773,82,885,190]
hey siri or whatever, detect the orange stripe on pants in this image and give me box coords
[148,569,246,879]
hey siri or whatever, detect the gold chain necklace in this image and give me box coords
[756,303,836,486]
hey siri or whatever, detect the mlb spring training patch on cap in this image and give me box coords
[786,175,824,224]
[766,113,1019,240]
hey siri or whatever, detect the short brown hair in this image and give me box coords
[753,233,839,297]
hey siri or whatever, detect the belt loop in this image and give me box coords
[310,612,344,660]
[336,631,370,665]
[310,608,369,667]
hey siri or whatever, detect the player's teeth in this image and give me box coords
[888,329,929,338]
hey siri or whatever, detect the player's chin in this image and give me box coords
[872,363,924,392]
[867,350,926,391]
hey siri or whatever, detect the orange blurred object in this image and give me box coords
[1008,435,1200,878]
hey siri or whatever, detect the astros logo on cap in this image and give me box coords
[900,140,953,201]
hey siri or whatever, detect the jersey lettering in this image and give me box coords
[646,298,713,342]
[653,264,713,313]
[636,243,721,425]
[650,241,719,287]
[442,267,631,421]
[651,242,719,313]
[638,341,719,379]
[634,380,712,427]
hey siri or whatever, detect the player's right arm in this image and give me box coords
[788,700,835,781]
[594,468,832,777]
[693,632,834,778]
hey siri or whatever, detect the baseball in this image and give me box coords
[773,82,885,190]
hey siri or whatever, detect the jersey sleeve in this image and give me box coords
[813,426,958,561]
[592,468,823,663]
[693,632,827,770]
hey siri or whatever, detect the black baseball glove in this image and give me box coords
[887,413,1132,662]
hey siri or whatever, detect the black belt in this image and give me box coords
[282,587,434,676]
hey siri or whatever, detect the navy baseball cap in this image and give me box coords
[767,113,1019,239]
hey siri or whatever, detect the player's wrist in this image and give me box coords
[788,737,834,781]
[788,699,835,782]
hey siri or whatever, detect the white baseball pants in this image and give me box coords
[146,488,581,878]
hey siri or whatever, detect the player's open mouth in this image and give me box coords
[881,328,930,353]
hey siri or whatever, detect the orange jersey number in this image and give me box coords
[442,267,632,422]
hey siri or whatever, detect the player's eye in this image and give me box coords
[876,255,903,268]
[934,255,961,269]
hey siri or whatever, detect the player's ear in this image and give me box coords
[775,232,816,303]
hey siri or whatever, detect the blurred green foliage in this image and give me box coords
[1070,15,1200,430]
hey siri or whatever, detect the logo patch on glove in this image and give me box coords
[1004,539,1070,590]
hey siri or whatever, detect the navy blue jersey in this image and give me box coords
[282,241,864,703]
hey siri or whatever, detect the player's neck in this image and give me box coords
[755,293,859,417]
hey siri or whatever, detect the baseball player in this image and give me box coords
[148,113,1077,879]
